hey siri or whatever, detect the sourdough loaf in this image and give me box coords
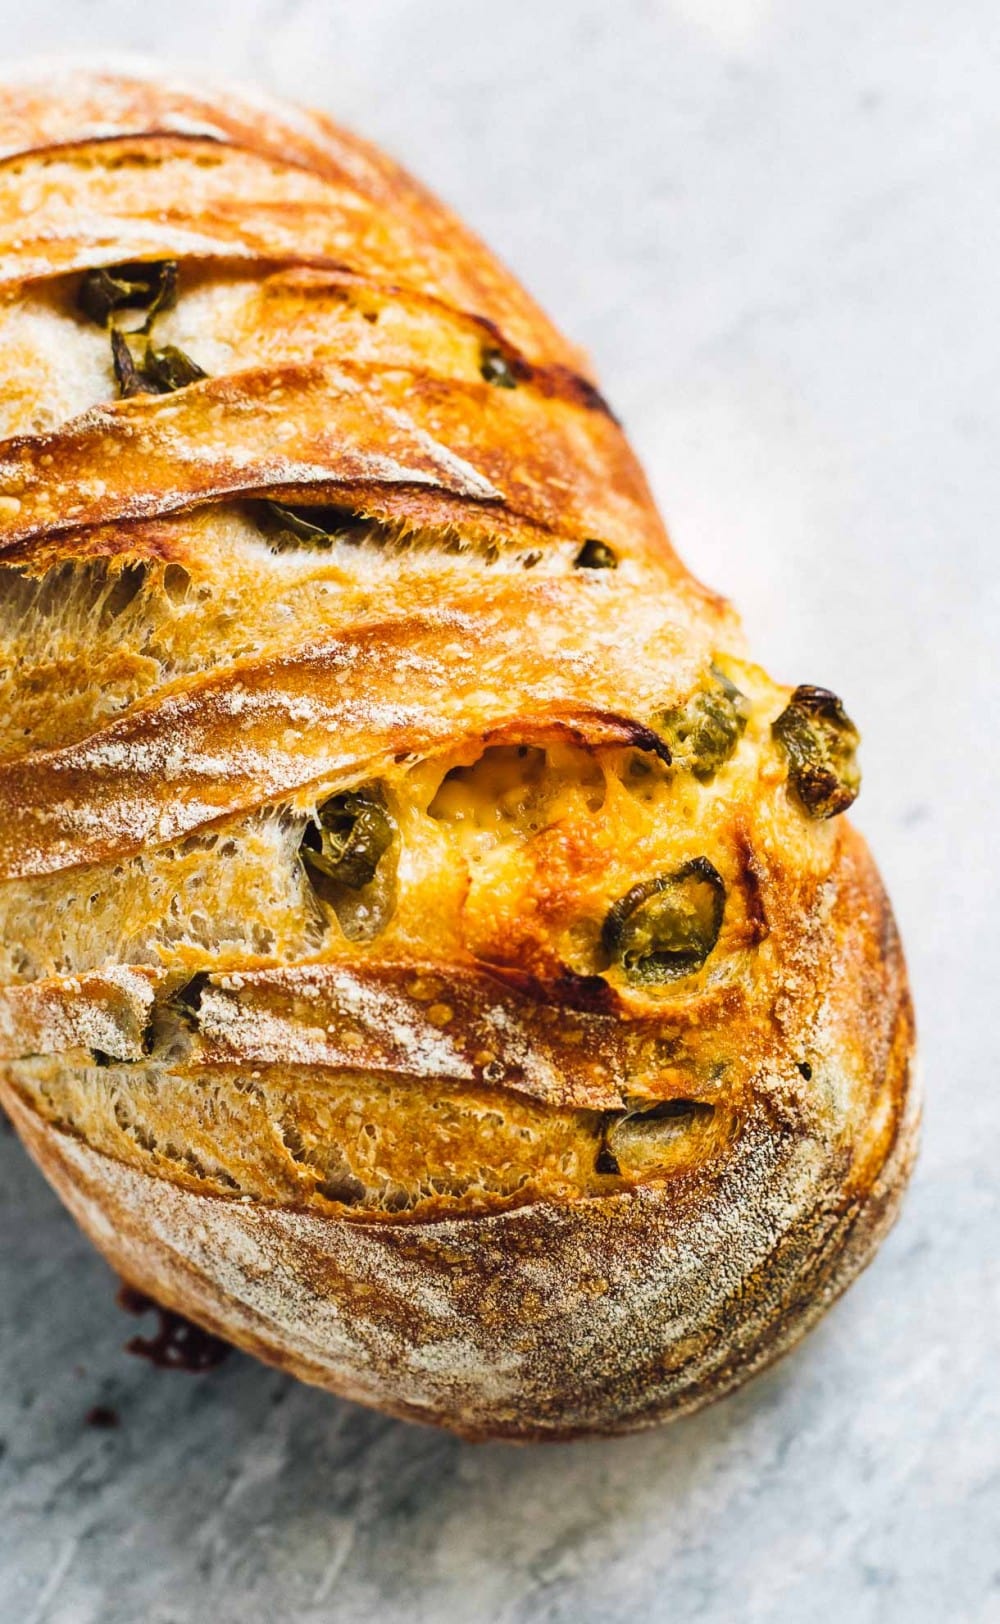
[0,66,917,1438]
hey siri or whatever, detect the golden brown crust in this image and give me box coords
[0,899,917,1437]
[0,359,663,555]
[0,582,714,878]
[0,68,917,1438]
[0,107,584,372]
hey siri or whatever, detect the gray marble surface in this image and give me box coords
[1,3,997,1620]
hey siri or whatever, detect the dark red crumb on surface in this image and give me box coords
[85,1404,119,1428]
[117,1283,230,1373]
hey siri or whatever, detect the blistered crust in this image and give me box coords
[0,68,917,1437]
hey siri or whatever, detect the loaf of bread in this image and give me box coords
[0,66,917,1438]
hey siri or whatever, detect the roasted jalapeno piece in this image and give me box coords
[77,260,178,330]
[257,502,367,547]
[657,666,750,780]
[574,538,618,570]
[110,332,207,398]
[262,501,333,543]
[594,1134,621,1176]
[142,344,208,392]
[110,329,146,398]
[301,790,395,897]
[479,345,519,388]
[171,971,210,1025]
[602,857,726,984]
[597,1099,716,1175]
[771,684,860,819]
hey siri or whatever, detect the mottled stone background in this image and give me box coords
[1,3,996,1620]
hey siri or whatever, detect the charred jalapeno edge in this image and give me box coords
[602,856,726,985]
[771,684,861,819]
[657,665,751,781]
[301,789,396,897]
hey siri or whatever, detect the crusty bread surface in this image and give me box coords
[0,66,917,1438]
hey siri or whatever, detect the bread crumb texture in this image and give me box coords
[0,67,917,1435]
